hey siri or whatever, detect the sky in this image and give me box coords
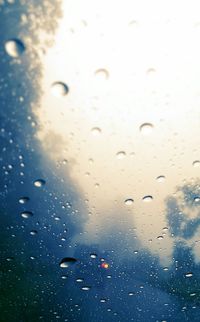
[0,0,200,321]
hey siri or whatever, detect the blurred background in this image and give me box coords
[1,1,200,321]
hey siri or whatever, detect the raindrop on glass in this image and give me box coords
[5,39,25,57]
[51,82,69,97]
[76,278,84,283]
[157,236,164,240]
[140,123,153,135]
[34,179,46,188]
[185,273,193,278]
[21,211,33,219]
[30,230,37,235]
[193,160,200,167]
[61,275,68,280]
[90,253,97,259]
[156,176,166,183]
[19,197,29,204]
[116,151,126,159]
[142,195,153,202]
[94,68,109,80]
[59,257,77,268]
[91,127,101,136]
[81,286,91,291]
[125,198,134,206]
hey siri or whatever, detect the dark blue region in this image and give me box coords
[0,1,200,322]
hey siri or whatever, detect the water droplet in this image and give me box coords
[94,68,109,80]
[34,179,46,187]
[128,292,135,296]
[116,151,126,159]
[140,123,153,135]
[100,299,107,303]
[194,197,200,202]
[142,195,153,202]
[81,286,91,291]
[30,230,37,235]
[146,68,156,75]
[76,278,84,283]
[157,236,164,240]
[51,82,69,97]
[90,253,97,259]
[91,127,101,136]
[21,211,33,219]
[61,275,68,279]
[125,198,134,206]
[193,160,200,167]
[156,176,166,183]
[59,257,77,268]
[19,197,29,204]
[163,267,169,271]
[190,293,196,297]
[5,39,25,57]
[185,273,193,278]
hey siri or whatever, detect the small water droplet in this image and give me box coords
[194,197,200,202]
[61,275,68,279]
[156,176,166,183]
[90,253,97,259]
[19,197,29,204]
[59,257,77,268]
[30,230,37,235]
[21,211,33,219]
[81,286,91,291]
[116,151,126,159]
[140,123,153,135]
[125,198,134,206]
[146,68,156,75]
[100,299,107,303]
[185,273,193,278]
[163,267,169,271]
[91,127,101,135]
[142,195,153,202]
[157,235,164,240]
[5,39,25,57]
[34,179,46,187]
[190,293,196,297]
[193,160,200,167]
[128,292,135,296]
[94,68,109,80]
[76,278,84,283]
[51,82,69,97]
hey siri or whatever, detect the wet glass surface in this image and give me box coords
[1,1,200,321]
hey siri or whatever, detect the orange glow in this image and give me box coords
[101,262,109,269]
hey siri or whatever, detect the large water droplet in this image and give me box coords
[34,179,46,187]
[142,195,153,202]
[51,82,69,97]
[5,39,25,57]
[124,198,134,206]
[59,257,77,268]
[193,160,200,167]
[140,123,153,135]
[19,197,29,204]
[21,211,33,219]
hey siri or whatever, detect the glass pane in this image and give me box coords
[1,1,200,321]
